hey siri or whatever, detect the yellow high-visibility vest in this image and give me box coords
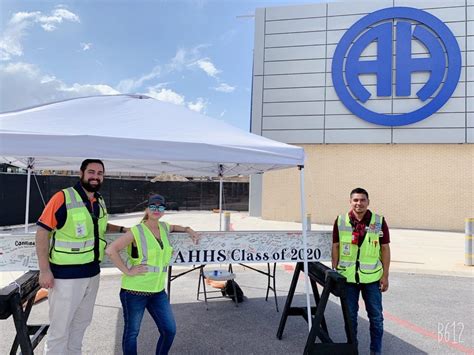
[121,221,173,293]
[337,213,383,284]
[49,187,108,265]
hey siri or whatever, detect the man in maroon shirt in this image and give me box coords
[332,188,391,355]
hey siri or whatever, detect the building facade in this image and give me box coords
[250,0,473,231]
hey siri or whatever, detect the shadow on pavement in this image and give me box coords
[0,271,429,354]
[98,280,424,355]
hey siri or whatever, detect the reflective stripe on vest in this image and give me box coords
[64,186,108,222]
[64,187,86,209]
[338,216,352,232]
[373,214,382,231]
[125,259,168,273]
[133,223,171,269]
[145,265,168,273]
[136,224,149,265]
[360,260,383,270]
[54,239,95,249]
[338,260,355,268]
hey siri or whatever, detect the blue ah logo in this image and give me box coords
[331,7,462,126]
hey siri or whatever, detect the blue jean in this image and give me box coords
[345,281,383,353]
[120,290,176,355]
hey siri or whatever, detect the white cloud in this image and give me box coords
[169,48,187,70]
[0,7,80,61]
[146,88,185,106]
[142,86,207,113]
[38,9,80,31]
[120,47,221,98]
[116,45,215,94]
[167,44,208,72]
[147,82,169,91]
[0,62,119,112]
[187,98,207,113]
[61,83,119,96]
[10,12,41,25]
[80,42,92,51]
[117,65,161,93]
[195,59,220,78]
[214,83,235,93]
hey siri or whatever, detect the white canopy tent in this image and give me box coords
[0,94,313,329]
[0,94,303,175]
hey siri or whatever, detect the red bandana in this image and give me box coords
[349,210,369,245]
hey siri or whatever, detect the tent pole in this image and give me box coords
[218,164,224,232]
[299,166,312,331]
[219,177,223,231]
[24,157,34,233]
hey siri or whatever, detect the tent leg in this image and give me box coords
[24,158,34,233]
[219,177,223,232]
[299,166,312,331]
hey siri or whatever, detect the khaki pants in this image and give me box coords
[44,275,100,355]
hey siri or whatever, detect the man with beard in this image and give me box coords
[35,159,126,354]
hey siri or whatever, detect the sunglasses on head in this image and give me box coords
[148,204,166,212]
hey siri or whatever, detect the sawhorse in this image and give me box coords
[277,262,357,354]
[0,271,49,355]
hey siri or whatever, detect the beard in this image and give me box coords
[81,177,102,192]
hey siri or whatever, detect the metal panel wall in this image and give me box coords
[252,0,474,144]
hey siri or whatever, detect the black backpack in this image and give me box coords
[221,279,245,303]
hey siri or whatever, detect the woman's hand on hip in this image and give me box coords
[127,265,148,276]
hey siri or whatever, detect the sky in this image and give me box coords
[0,0,316,131]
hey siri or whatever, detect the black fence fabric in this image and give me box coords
[0,174,249,226]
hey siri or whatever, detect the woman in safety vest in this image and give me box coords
[106,194,198,355]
